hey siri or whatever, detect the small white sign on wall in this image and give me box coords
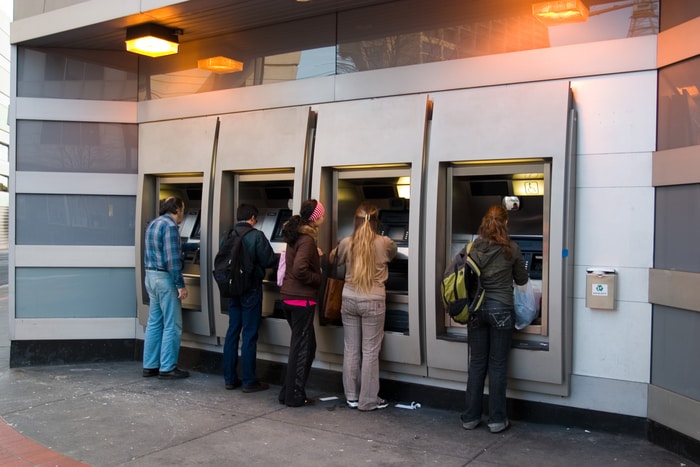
[591,283,608,296]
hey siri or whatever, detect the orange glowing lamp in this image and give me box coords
[532,0,590,26]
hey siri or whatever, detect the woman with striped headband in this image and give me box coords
[278,199,325,407]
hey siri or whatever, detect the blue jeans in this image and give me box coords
[462,299,514,425]
[143,270,183,372]
[223,285,263,386]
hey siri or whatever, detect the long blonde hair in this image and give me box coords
[349,202,379,295]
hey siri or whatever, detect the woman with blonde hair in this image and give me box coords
[332,202,397,411]
[460,205,528,433]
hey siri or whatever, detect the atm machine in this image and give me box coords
[227,177,294,319]
[209,105,314,352]
[310,94,429,369]
[445,168,547,336]
[136,115,219,339]
[137,176,213,336]
[424,80,576,396]
[327,174,410,333]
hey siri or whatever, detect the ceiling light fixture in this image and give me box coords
[197,56,244,74]
[125,23,181,58]
[532,0,589,26]
[396,176,411,199]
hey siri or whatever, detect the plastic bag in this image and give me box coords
[514,279,537,330]
[276,250,286,287]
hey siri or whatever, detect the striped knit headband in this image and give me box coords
[308,201,325,222]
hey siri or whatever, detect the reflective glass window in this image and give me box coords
[16,121,137,173]
[16,194,136,246]
[138,15,336,100]
[17,47,138,101]
[660,0,700,31]
[135,0,659,100]
[16,267,136,318]
[658,56,700,151]
[337,0,658,73]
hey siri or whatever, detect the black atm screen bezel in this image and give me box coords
[272,209,293,242]
[385,225,408,243]
[378,210,409,247]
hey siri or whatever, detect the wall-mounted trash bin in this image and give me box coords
[586,268,616,310]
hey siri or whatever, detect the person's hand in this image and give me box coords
[317,248,324,256]
[178,287,188,300]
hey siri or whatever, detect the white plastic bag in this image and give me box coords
[514,279,537,330]
[276,250,286,287]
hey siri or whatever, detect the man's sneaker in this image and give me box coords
[225,381,242,390]
[462,419,481,430]
[158,367,190,379]
[360,398,389,411]
[488,419,511,434]
[346,400,359,409]
[242,381,269,393]
[142,368,159,377]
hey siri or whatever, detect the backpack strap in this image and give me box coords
[230,225,254,247]
[232,225,255,258]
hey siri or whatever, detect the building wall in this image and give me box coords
[0,7,10,249]
[647,14,700,442]
[6,0,699,447]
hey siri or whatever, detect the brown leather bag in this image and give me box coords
[322,276,344,321]
[322,244,346,321]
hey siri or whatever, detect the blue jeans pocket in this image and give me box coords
[488,310,513,330]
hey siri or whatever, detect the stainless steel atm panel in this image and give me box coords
[136,116,218,337]
[311,94,430,370]
[424,80,576,396]
[211,106,314,351]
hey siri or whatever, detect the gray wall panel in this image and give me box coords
[652,305,700,400]
[654,184,700,272]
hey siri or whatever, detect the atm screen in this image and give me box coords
[378,209,409,246]
[272,209,293,242]
[387,225,408,243]
[191,212,201,239]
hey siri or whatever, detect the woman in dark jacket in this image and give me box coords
[461,205,529,433]
[278,199,325,407]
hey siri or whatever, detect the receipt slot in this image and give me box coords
[586,268,616,310]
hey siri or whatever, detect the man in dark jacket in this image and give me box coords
[222,203,276,393]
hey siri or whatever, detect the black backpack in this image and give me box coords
[213,225,255,297]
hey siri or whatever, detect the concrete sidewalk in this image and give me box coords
[0,284,696,466]
[0,361,696,467]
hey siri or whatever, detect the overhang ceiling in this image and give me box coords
[17,0,619,51]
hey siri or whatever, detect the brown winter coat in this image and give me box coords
[280,234,322,302]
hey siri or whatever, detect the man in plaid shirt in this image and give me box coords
[142,196,191,379]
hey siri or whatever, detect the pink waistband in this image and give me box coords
[283,299,317,307]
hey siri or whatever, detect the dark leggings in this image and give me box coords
[279,301,317,407]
